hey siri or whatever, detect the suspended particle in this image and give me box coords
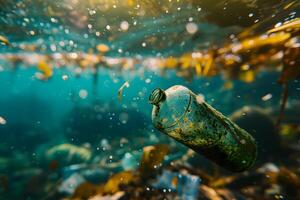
[261,93,272,101]
[145,78,151,84]
[186,22,198,34]
[62,75,69,80]
[0,116,6,125]
[79,89,88,99]
[120,21,129,31]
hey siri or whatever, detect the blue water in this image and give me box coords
[0,1,300,199]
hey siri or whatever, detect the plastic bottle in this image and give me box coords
[149,85,257,172]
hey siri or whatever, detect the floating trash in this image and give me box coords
[118,81,130,101]
[0,0,299,199]
[0,116,6,125]
[150,85,257,172]
[152,169,201,200]
[59,173,86,195]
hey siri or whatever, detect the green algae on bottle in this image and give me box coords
[149,85,257,172]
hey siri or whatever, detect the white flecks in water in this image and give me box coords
[89,10,96,15]
[0,116,6,125]
[50,44,57,52]
[50,18,58,23]
[262,93,272,101]
[62,75,68,80]
[106,25,111,30]
[274,22,282,28]
[145,78,151,84]
[186,22,198,34]
[79,89,88,99]
[248,13,254,17]
[142,42,146,47]
[120,21,129,31]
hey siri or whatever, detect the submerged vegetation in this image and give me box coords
[0,0,299,200]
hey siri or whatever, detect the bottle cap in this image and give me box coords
[149,88,166,106]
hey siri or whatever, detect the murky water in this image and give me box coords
[0,1,299,199]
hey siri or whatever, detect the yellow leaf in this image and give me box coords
[72,182,102,199]
[139,144,170,174]
[239,32,291,52]
[195,63,202,76]
[164,57,178,68]
[203,55,213,76]
[37,61,53,79]
[180,55,191,69]
[96,44,110,53]
[0,35,9,46]
[103,171,134,194]
[268,18,300,34]
[239,70,255,83]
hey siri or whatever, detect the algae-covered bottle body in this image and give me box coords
[150,85,257,172]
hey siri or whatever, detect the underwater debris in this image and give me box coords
[121,151,142,171]
[36,61,53,80]
[150,86,257,172]
[0,1,299,200]
[45,144,92,167]
[59,173,86,195]
[117,81,130,101]
[152,169,201,199]
[139,144,170,176]
[96,44,110,54]
[267,18,300,34]
[0,35,10,46]
[71,182,102,199]
[0,116,6,125]
[103,171,135,194]
[89,191,125,200]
